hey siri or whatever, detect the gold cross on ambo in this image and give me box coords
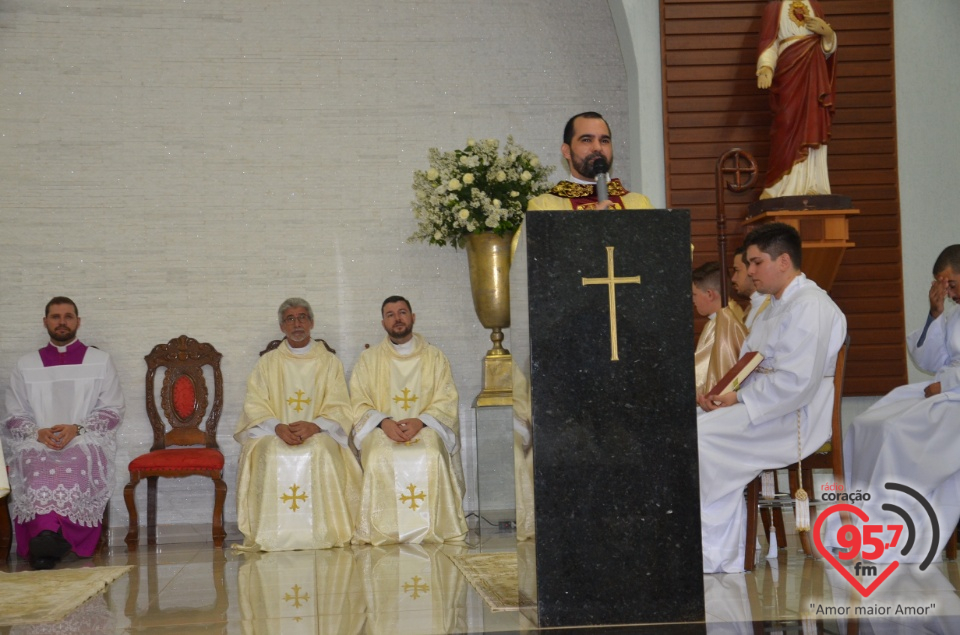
[581,246,641,361]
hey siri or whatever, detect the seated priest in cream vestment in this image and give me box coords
[692,261,748,397]
[349,296,467,545]
[234,298,361,551]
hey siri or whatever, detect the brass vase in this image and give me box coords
[465,231,514,406]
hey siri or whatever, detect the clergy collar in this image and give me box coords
[39,339,88,367]
[285,339,314,355]
[389,338,416,356]
[50,339,79,352]
[568,174,610,186]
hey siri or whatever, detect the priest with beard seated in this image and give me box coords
[349,296,467,545]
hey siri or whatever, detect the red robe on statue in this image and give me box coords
[758,0,837,191]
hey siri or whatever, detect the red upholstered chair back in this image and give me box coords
[145,335,223,451]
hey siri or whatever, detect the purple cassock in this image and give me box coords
[2,340,124,558]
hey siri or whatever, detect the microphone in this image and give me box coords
[592,157,609,204]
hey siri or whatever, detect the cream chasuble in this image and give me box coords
[511,360,535,541]
[238,549,365,635]
[356,543,467,635]
[350,334,467,545]
[694,305,748,396]
[235,342,361,552]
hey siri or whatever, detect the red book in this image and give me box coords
[706,351,764,398]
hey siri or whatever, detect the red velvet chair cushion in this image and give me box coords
[129,448,224,472]
[172,375,196,420]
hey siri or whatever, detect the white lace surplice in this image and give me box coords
[2,347,124,526]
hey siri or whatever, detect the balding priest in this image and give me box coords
[349,295,467,545]
[234,297,361,551]
[527,111,654,212]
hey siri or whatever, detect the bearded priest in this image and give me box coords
[527,111,654,211]
[349,295,467,545]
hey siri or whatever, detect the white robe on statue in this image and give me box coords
[350,334,467,545]
[840,302,960,563]
[234,341,361,551]
[699,274,846,573]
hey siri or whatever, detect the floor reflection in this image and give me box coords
[5,530,960,633]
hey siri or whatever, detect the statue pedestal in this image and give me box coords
[744,200,858,293]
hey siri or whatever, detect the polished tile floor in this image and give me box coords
[5,525,960,634]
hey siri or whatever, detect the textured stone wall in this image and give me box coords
[0,0,630,533]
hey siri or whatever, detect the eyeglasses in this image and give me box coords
[283,314,311,325]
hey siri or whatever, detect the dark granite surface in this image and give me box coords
[516,209,702,627]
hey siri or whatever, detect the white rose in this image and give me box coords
[530,157,540,168]
[521,170,532,182]
[448,178,462,190]
[434,230,443,240]
[426,168,439,180]
[510,190,519,197]
[463,173,475,185]
[496,171,506,182]
[467,138,476,147]
[459,209,470,220]
[493,199,501,208]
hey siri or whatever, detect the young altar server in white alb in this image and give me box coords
[349,295,467,545]
[234,298,361,551]
[838,245,960,562]
[697,223,846,574]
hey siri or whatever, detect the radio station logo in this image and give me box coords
[813,482,940,598]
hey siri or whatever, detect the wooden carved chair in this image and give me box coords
[124,335,227,549]
[744,334,850,570]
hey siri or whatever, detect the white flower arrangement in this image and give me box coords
[410,136,555,248]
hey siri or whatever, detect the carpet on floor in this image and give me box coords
[0,565,132,625]
[448,551,534,612]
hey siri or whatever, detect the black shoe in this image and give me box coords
[29,556,58,570]
[28,530,72,562]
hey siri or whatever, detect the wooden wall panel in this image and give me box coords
[661,0,906,396]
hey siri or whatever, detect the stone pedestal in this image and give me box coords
[511,209,704,627]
